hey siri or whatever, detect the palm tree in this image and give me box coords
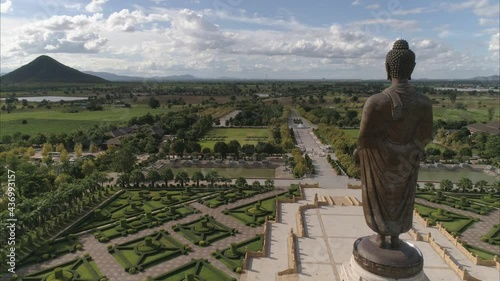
[147,170,161,188]
[265,179,274,189]
[440,179,453,192]
[191,171,204,188]
[457,177,473,193]
[160,168,175,187]
[175,171,190,188]
[130,169,145,188]
[205,170,219,188]
[474,180,488,193]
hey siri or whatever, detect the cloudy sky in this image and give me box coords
[1,0,499,79]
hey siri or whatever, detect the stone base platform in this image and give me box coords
[340,235,427,281]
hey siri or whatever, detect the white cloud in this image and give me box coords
[448,0,500,17]
[85,0,108,13]
[352,0,361,6]
[365,4,380,10]
[392,8,435,16]
[479,18,500,26]
[489,33,499,54]
[106,9,170,32]
[1,0,12,13]
[434,25,452,38]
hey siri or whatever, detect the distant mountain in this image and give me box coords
[84,71,200,82]
[0,55,108,83]
[470,75,500,82]
[84,71,145,82]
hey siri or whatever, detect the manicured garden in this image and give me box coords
[481,224,500,246]
[416,190,495,215]
[171,167,275,179]
[198,128,270,149]
[144,259,236,281]
[108,230,190,274]
[223,195,279,227]
[172,215,238,247]
[18,235,84,266]
[212,234,264,272]
[414,203,477,235]
[19,256,105,281]
[201,184,274,208]
[93,205,198,242]
[68,189,214,234]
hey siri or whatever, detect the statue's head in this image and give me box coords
[385,39,416,81]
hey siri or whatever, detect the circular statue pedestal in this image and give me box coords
[340,235,426,281]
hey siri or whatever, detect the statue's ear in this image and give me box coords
[385,62,391,81]
[409,62,416,81]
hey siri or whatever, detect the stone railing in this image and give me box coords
[277,228,299,276]
[275,183,306,223]
[242,221,271,270]
[296,194,328,237]
[436,223,500,268]
[413,210,431,227]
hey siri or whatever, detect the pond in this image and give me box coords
[1,96,88,102]
[418,168,498,184]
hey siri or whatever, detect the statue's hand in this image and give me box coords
[353,148,360,166]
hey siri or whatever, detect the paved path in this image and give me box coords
[415,198,500,254]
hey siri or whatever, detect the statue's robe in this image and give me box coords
[358,83,433,236]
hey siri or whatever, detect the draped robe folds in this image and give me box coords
[357,84,433,236]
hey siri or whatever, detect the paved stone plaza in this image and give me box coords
[242,188,500,281]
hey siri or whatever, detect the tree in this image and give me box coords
[113,146,136,174]
[160,168,174,187]
[89,143,98,153]
[448,91,457,104]
[227,140,241,155]
[147,170,161,187]
[130,169,145,187]
[191,171,204,187]
[56,143,66,153]
[442,148,456,160]
[41,143,53,156]
[457,177,473,193]
[440,179,453,192]
[235,177,247,187]
[74,143,83,157]
[148,97,160,109]
[171,140,185,156]
[205,170,219,188]
[81,159,96,176]
[252,181,261,189]
[60,149,69,162]
[424,182,435,190]
[475,180,488,193]
[213,142,229,158]
[26,147,36,157]
[488,107,495,121]
[175,171,190,188]
[264,179,274,189]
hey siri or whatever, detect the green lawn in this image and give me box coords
[342,129,359,139]
[0,104,178,137]
[172,167,275,179]
[199,128,270,149]
[147,259,236,281]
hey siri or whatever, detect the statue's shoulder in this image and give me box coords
[364,91,391,112]
[413,90,432,108]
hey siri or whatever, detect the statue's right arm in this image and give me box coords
[357,96,380,149]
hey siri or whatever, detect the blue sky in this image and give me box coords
[1,0,499,79]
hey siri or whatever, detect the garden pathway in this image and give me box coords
[415,198,500,254]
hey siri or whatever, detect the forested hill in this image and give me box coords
[0,55,108,84]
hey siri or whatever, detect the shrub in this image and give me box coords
[107,244,113,250]
[128,267,137,274]
[42,254,50,260]
[199,240,207,247]
[235,267,243,273]
[99,237,109,243]
[10,274,19,280]
[76,244,84,250]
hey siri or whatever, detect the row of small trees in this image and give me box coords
[420,178,500,194]
[118,168,275,190]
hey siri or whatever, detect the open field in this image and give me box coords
[199,128,270,149]
[342,129,359,139]
[172,167,275,179]
[0,105,178,136]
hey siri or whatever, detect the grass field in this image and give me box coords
[342,129,359,139]
[199,128,270,149]
[172,167,275,179]
[0,104,178,136]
